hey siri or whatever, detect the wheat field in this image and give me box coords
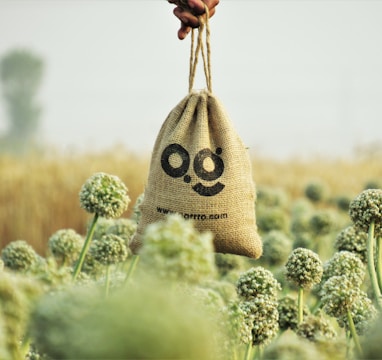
[0,146,381,254]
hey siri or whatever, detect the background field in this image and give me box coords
[1,147,381,255]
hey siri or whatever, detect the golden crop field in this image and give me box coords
[0,146,381,255]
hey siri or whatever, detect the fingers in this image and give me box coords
[188,0,219,16]
[178,23,192,40]
[171,0,219,40]
[173,7,200,28]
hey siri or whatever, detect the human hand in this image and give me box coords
[168,0,219,40]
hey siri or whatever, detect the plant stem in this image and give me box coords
[244,342,253,360]
[367,221,382,310]
[124,254,140,285]
[72,213,99,280]
[346,309,362,357]
[104,265,111,297]
[298,287,304,324]
[255,345,263,360]
[376,236,382,294]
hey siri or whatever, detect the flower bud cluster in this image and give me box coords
[349,189,382,235]
[48,229,84,266]
[285,248,323,289]
[236,267,281,301]
[236,267,281,346]
[304,180,328,203]
[321,275,361,318]
[334,225,367,263]
[1,240,39,272]
[321,251,365,288]
[239,295,279,346]
[337,292,377,335]
[107,218,137,246]
[261,230,293,267]
[139,214,216,284]
[89,234,129,266]
[296,312,336,342]
[79,172,130,219]
[277,295,308,331]
[309,210,335,237]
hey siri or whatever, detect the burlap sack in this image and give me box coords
[131,11,262,258]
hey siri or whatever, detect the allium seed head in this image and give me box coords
[337,291,377,335]
[285,247,323,289]
[89,234,129,266]
[1,240,39,272]
[239,296,279,346]
[304,180,328,203]
[277,295,309,331]
[236,266,281,301]
[79,172,130,219]
[349,189,382,235]
[138,214,216,284]
[321,275,361,318]
[296,312,337,342]
[262,230,293,266]
[321,251,365,288]
[334,225,367,263]
[309,210,335,237]
[107,218,137,246]
[48,229,84,266]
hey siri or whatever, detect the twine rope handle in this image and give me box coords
[188,5,212,93]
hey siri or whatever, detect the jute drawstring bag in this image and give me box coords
[131,9,262,258]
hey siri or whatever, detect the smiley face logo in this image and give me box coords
[160,144,225,197]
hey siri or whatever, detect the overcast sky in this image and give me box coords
[0,0,381,159]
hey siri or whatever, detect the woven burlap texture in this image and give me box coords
[132,90,262,258]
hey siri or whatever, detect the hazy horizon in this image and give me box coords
[0,0,381,159]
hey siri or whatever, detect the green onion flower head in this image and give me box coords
[239,296,279,346]
[1,240,39,272]
[106,218,137,246]
[363,180,382,190]
[337,291,377,335]
[349,189,382,235]
[91,217,115,239]
[321,251,365,288]
[263,331,322,360]
[256,207,289,233]
[304,180,328,203]
[321,275,361,318]
[335,195,352,212]
[262,230,293,266]
[277,295,309,331]
[285,248,323,289]
[256,186,289,208]
[292,233,314,251]
[202,280,238,304]
[309,210,336,237]
[29,281,225,360]
[79,172,130,218]
[138,214,216,284]
[334,225,367,263]
[296,312,336,342]
[214,253,244,277]
[226,300,252,345]
[236,266,281,301]
[48,229,84,266]
[89,234,129,266]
